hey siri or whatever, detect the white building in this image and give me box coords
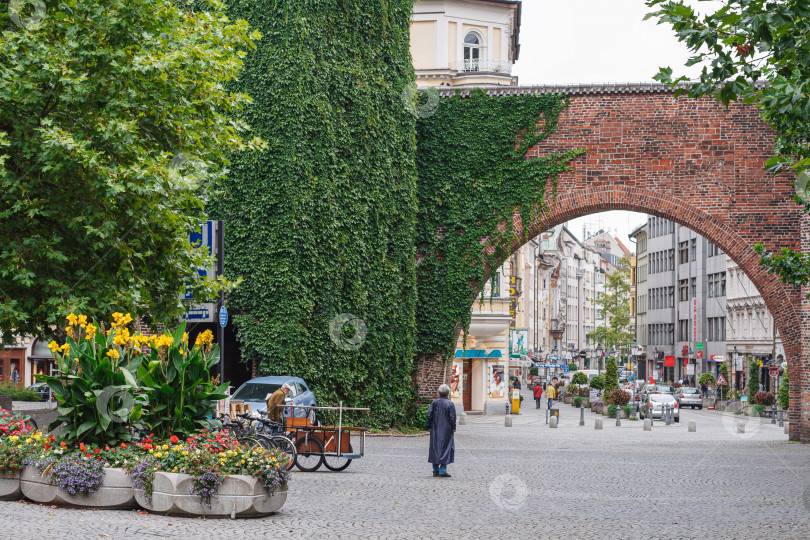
[412,0,521,87]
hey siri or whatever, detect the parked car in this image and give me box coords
[229,376,317,423]
[639,393,679,422]
[25,382,53,402]
[676,387,703,409]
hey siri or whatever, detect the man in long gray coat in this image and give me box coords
[427,384,456,477]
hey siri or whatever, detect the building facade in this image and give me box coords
[411,0,521,87]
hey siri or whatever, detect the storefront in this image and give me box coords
[0,347,25,384]
[28,339,56,384]
[451,349,506,415]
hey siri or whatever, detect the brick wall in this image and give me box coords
[416,88,809,442]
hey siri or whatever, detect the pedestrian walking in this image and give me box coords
[546,380,557,410]
[426,384,456,478]
[533,381,543,409]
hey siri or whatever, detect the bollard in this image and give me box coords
[505,415,512,427]
[785,423,789,435]
[579,403,585,426]
[545,409,549,425]
[643,419,652,431]
[771,407,777,424]
[688,421,696,432]
[458,412,466,426]
[550,416,558,428]
[616,406,621,427]
[736,421,745,434]
[594,418,603,430]
[665,404,672,425]
[778,407,784,427]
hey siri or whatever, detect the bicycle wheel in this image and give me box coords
[323,441,353,472]
[268,435,297,471]
[237,436,264,450]
[294,434,324,472]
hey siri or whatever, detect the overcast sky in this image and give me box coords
[511,0,716,248]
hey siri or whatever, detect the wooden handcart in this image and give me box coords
[277,402,369,472]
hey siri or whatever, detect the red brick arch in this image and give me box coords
[419,84,809,442]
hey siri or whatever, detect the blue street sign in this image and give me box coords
[548,355,561,362]
[564,365,570,373]
[219,306,228,328]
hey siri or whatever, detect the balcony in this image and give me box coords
[449,60,513,74]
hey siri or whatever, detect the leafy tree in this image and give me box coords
[587,257,634,356]
[748,359,760,395]
[0,0,260,340]
[589,375,605,391]
[645,0,810,292]
[698,372,716,388]
[571,371,588,386]
[567,362,578,372]
[604,358,619,393]
[778,367,789,409]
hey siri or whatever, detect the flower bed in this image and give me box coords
[135,471,287,517]
[20,465,136,509]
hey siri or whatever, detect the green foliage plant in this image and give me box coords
[571,372,588,386]
[778,368,789,409]
[698,372,716,388]
[567,363,578,372]
[748,360,760,396]
[212,0,420,429]
[529,367,539,376]
[573,396,583,408]
[38,313,147,444]
[0,0,260,341]
[415,90,583,364]
[0,383,40,401]
[587,258,634,355]
[604,358,619,394]
[589,375,605,391]
[751,404,766,417]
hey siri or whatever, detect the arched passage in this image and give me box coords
[416,84,808,442]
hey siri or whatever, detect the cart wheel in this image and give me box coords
[323,441,353,472]
[269,435,297,471]
[308,409,319,427]
[294,435,324,472]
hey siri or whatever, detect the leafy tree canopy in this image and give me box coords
[645,0,810,291]
[0,0,261,340]
[587,257,633,355]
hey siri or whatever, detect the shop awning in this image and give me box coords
[454,349,502,358]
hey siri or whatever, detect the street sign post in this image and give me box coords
[717,374,727,386]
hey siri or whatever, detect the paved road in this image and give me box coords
[1,401,808,540]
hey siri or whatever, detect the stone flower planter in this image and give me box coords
[20,466,137,509]
[0,471,21,500]
[134,471,287,518]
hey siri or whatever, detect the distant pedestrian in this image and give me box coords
[546,380,557,410]
[533,382,543,409]
[426,384,456,478]
[513,378,521,391]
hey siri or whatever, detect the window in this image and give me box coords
[679,241,689,264]
[691,277,696,298]
[668,286,675,308]
[690,238,696,260]
[678,319,689,341]
[708,242,722,257]
[679,279,688,302]
[463,32,482,71]
[708,273,726,298]
[668,249,674,270]
[707,317,726,341]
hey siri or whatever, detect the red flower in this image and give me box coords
[169,435,179,444]
[120,443,127,449]
[79,442,86,452]
[104,446,110,451]
[94,448,101,454]
[44,443,50,451]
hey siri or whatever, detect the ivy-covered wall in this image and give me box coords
[213,0,419,427]
[414,90,582,364]
[214,1,582,426]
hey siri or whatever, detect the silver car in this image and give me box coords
[677,387,703,409]
[639,393,680,422]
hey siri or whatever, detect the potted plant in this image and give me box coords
[0,413,43,500]
[130,431,290,517]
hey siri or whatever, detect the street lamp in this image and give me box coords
[732,345,738,391]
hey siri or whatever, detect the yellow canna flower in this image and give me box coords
[77,315,87,328]
[106,349,120,359]
[47,341,59,353]
[60,343,70,354]
[85,323,97,340]
[66,313,78,326]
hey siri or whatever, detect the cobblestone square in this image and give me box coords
[1,404,808,539]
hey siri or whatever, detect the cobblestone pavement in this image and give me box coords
[1,401,809,540]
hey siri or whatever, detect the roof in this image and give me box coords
[614,237,632,257]
[436,81,767,98]
[628,222,648,238]
[244,376,305,384]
